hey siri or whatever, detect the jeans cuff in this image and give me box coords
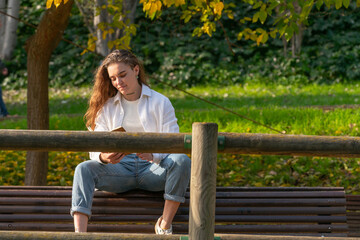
[70,206,92,219]
[164,193,185,203]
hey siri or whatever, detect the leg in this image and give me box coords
[74,212,88,232]
[71,157,137,232]
[161,200,180,229]
[0,87,9,117]
[138,154,191,233]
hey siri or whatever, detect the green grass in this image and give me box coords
[1,82,360,193]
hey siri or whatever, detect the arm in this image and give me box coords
[89,110,126,164]
[151,98,179,164]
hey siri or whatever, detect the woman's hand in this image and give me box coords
[100,152,126,164]
[136,153,153,162]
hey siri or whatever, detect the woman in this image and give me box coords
[70,49,191,235]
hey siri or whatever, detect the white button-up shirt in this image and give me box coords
[90,84,179,164]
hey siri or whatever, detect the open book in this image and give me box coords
[112,126,126,132]
[111,126,130,157]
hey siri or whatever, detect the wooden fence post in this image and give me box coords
[189,122,218,240]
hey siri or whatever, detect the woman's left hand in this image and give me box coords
[136,153,153,162]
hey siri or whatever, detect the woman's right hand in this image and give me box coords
[99,152,126,164]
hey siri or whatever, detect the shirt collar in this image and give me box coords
[113,83,151,103]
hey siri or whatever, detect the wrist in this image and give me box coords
[99,154,108,164]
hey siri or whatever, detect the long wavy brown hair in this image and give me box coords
[84,49,149,130]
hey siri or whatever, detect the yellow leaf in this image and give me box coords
[149,3,158,15]
[54,0,62,8]
[214,2,224,16]
[156,0,162,11]
[102,30,107,40]
[175,0,185,7]
[46,0,53,9]
[144,2,151,11]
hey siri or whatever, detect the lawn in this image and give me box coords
[1,82,360,193]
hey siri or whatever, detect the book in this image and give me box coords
[111,126,130,157]
[112,126,126,132]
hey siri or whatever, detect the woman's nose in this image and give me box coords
[115,77,122,85]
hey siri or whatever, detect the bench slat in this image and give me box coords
[0,189,346,198]
[0,186,345,191]
[0,222,348,234]
[0,214,347,223]
[0,197,346,207]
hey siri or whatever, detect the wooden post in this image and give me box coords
[189,122,218,240]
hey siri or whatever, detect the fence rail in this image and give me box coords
[1,129,360,157]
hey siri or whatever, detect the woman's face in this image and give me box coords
[108,62,141,101]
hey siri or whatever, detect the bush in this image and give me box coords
[2,1,360,89]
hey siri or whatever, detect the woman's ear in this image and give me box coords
[134,65,140,76]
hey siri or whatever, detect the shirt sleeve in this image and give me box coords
[89,110,109,164]
[152,97,179,164]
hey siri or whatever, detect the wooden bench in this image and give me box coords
[0,186,348,237]
[346,194,360,237]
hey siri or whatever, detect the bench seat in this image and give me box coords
[0,186,348,236]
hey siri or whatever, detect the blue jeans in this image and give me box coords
[0,87,8,117]
[70,153,191,218]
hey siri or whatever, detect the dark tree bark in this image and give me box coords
[24,0,74,186]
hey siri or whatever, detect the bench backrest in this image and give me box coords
[346,194,360,237]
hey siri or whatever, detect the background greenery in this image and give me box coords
[1,83,360,193]
[0,1,360,193]
[1,0,360,89]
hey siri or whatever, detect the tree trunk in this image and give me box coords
[95,0,109,56]
[94,0,138,56]
[291,0,304,57]
[113,0,138,41]
[24,0,74,186]
[1,0,20,60]
[0,0,6,57]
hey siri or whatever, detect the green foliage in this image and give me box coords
[81,0,137,54]
[217,154,360,194]
[1,0,102,90]
[2,83,360,193]
[1,0,360,89]
[133,2,360,87]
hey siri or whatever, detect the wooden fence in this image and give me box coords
[1,122,360,239]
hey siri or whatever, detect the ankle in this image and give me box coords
[160,218,171,230]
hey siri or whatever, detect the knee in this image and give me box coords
[74,160,98,177]
[172,154,191,171]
